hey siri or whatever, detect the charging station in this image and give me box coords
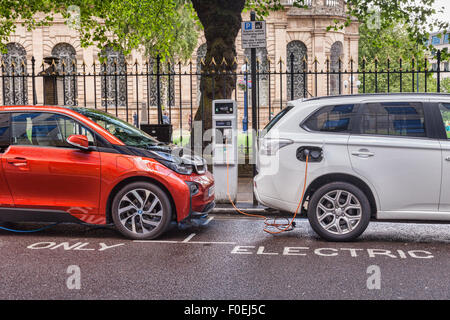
[212,99,238,203]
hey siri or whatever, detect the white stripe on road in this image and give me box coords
[133,240,179,243]
[187,241,236,245]
[133,239,236,245]
[203,216,215,225]
[183,233,196,243]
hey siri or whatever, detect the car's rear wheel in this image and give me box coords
[307,182,370,242]
[111,181,172,240]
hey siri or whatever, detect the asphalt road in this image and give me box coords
[0,214,449,300]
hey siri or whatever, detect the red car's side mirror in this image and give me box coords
[66,135,90,150]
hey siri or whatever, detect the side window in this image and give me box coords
[439,103,450,139]
[11,112,95,147]
[0,113,10,152]
[361,102,426,137]
[55,116,95,145]
[302,104,355,133]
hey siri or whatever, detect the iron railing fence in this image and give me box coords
[0,50,449,148]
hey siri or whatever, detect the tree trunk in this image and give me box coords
[191,0,245,147]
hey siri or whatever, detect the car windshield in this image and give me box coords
[70,107,161,148]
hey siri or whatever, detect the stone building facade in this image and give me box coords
[1,0,359,134]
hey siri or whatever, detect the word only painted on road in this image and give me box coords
[231,246,434,259]
[27,242,125,251]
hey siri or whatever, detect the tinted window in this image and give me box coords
[11,112,95,147]
[0,113,10,150]
[439,103,450,139]
[361,102,426,137]
[70,107,160,149]
[303,104,355,133]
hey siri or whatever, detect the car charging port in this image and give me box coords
[297,146,323,162]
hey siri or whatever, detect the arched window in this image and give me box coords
[52,43,77,106]
[2,43,28,105]
[244,48,269,106]
[330,41,343,95]
[100,47,127,110]
[196,43,207,106]
[286,41,308,100]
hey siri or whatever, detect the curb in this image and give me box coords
[212,207,267,214]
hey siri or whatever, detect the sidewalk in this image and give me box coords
[212,177,268,214]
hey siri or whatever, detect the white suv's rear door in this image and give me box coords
[348,101,441,216]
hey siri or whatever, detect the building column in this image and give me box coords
[83,46,95,106]
[348,34,360,94]
[313,31,327,96]
[31,28,44,104]
[273,22,287,109]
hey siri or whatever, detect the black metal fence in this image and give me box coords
[1,50,449,146]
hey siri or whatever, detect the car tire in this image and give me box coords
[307,182,371,242]
[111,181,172,240]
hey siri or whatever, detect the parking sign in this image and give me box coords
[241,21,266,49]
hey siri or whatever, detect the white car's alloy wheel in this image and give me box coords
[316,190,362,235]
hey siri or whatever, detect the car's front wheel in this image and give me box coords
[307,182,371,242]
[111,181,172,240]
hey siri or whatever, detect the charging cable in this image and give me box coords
[225,140,309,235]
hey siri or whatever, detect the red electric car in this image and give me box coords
[0,105,215,239]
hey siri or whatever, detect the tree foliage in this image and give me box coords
[0,0,199,60]
[0,0,447,60]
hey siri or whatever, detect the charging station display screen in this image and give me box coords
[216,120,232,127]
[215,103,234,114]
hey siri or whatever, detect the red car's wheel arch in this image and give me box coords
[104,175,184,224]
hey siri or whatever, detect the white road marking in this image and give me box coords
[187,241,236,245]
[183,233,196,243]
[132,239,235,245]
[203,216,214,225]
[133,240,179,243]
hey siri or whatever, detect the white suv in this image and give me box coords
[255,93,450,241]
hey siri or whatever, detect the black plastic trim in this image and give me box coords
[0,207,83,223]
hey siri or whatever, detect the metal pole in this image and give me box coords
[31,57,37,105]
[156,55,162,124]
[437,50,441,93]
[250,11,258,205]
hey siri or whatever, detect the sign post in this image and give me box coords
[241,12,266,205]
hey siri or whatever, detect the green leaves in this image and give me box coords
[0,0,448,63]
[0,0,198,61]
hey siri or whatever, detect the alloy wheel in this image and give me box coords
[117,188,163,235]
[316,189,362,235]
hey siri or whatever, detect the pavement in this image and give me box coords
[213,177,268,213]
[0,215,449,300]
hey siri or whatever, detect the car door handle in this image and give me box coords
[351,149,375,158]
[445,157,450,162]
[7,157,28,167]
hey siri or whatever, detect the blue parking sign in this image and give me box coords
[244,22,252,30]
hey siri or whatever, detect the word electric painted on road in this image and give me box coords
[241,21,267,49]
[231,246,434,259]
